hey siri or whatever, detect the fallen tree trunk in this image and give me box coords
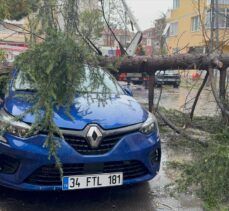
[100,53,229,73]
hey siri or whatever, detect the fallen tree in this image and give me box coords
[100,53,229,118]
[100,53,228,73]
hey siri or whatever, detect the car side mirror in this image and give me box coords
[122,86,133,97]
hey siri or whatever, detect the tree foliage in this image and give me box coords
[79,9,104,41]
[10,0,109,175]
[15,31,100,173]
[0,0,39,20]
[175,128,229,210]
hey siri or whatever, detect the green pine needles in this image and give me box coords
[15,32,101,175]
[167,125,229,210]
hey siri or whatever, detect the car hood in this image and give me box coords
[4,94,148,130]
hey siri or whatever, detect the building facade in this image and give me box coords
[101,28,134,48]
[142,17,166,56]
[0,19,28,62]
[142,28,157,56]
[165,0,229,54]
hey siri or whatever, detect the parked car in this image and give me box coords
[155,70,181,88]
[0,67,161,191]
[117,73,144,85]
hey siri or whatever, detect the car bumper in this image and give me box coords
[0,131,161,191]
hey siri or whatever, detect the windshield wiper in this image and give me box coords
[15,89,37,92]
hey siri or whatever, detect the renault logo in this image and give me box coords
[86,126,103,148]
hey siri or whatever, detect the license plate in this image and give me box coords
[62,172,123,190]
[165,79,175,81]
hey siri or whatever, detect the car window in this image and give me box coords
[13,66,124,95]
[156,70,179,75]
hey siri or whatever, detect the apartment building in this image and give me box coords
[101,28,134,48]
[165,0,229,54]
[141,17,166,56]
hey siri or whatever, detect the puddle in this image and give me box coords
[148,138,203,211]
[131,83,218,116]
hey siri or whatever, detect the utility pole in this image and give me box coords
[215,0,220,81]
[210,0,220,82]
[210,0,226,102]
[210,0,215,52]
[210,0,219,52]
[215,0,219,51]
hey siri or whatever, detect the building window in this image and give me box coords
[173,0,180,9]
[191,16,200,32]
[207,0,229,5]
[206,8,229,28]
[170,22,178,36]
[173,48,180,54]
[147,39,152,46]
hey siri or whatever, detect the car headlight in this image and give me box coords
[140,112,159,135]
[0,109,31,138]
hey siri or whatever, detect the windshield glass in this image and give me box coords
[14,66,124,95]
[156,70,179,75]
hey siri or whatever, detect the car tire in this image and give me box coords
[173,84,179,88]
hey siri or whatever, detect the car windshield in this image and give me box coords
[156,70,179,75]
[14,66,124,95]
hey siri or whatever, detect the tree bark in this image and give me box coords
[148,73,155,112]
[190,71,209,120]
[100,54,229,73]
[219,67,227,100]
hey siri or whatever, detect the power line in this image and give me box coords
[0,21,45,41]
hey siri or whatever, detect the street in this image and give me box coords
[132,83,217,116]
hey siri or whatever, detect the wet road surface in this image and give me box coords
[0,183,155,211]
[132,83,217,116]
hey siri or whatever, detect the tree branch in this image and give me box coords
[190,71,209,120]
[156,110,208,147]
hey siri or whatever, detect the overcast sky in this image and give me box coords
[125,0,173,30]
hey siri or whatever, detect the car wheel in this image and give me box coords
[173,84,179,88]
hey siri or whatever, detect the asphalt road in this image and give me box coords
[0,183,156,211]
[132,83,217,116]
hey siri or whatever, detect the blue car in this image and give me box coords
[0,67,161,191]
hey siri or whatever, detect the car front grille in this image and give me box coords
[64,132,136,155]
[24,160,149,186]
